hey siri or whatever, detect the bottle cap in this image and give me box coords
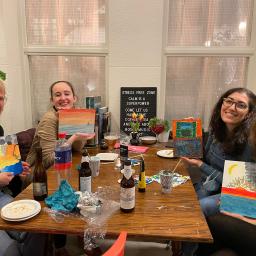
[124,159,131,166]
[58,132,66,139]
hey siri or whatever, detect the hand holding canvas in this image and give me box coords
[221,210,256,225]
[181,157,203,168]
[67,132,95,145]
[0,172,14,186]
[19,161,31,178]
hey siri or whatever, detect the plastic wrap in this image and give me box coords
[45,185,120,251]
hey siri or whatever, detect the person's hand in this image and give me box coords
[0,172,14,186]
[221,211,256,225]
[75,132,95,140]
[67,133,95,145]
[181,157,203,168]
[19,161,31,177]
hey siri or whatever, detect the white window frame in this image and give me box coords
[19,0,109,127]
[160,0,256,118]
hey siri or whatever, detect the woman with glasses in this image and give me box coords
[182,87,256,217]
[181,88,256,256]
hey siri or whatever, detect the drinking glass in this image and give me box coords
[104,132,119,152]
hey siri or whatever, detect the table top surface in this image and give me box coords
[0,145,213,243]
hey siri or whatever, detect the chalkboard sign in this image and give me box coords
[120,87,157,135]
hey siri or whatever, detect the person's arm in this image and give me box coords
[182,133,223,183]
[37,112,58,169]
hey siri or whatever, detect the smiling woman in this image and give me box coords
[182,87,256,217]
[26,80,94,169]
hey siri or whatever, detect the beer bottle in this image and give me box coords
[138,157,146,192]
[81,148,90,163]
[33,147,48,201]
[79,160,92,193]
[120,159,135,213]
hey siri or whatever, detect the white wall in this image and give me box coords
[108,0,164,130]
[0,0,28,134]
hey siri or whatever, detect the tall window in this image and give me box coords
[164,0,254,128]
[24,0,106,124]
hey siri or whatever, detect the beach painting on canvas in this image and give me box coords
[0,134,23,175]
[220,160,256,218]
[58,109,96,135]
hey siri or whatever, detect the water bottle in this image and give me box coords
[54,132,72,185]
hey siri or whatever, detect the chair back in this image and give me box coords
[103,231,127,256]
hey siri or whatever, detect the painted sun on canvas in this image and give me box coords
[220,160,256,218]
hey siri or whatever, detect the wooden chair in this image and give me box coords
[102,231,127,256]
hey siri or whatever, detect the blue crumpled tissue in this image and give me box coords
[45,180,79,212]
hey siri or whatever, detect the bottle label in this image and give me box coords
[120,187,135,209]
[123,168,132,180]
[138,171,146,189]
[33,182,47,196]
[54,149,72,170]
[81,156,90,163]
[80,176,91,193]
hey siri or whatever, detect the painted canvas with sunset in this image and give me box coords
[58,109,96,135]
[220,160,256,218]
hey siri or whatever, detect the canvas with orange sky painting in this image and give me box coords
[220,160,256,218]
[58,109,96,135]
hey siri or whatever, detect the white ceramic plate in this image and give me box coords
[96,153,119,162]
[1,199,41,221]
[156,149,175,158]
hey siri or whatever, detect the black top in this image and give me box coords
[0,125,4,137]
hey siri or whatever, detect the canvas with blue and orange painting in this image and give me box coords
[58,109,96,135]
[172,118,203,158]
[220,160,256,218]
[0,134,23,175]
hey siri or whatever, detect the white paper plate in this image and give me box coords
[1,199,41,221]
[96,153,119,162]
[156,149,175,158]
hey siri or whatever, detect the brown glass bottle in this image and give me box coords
[79,162,92,193]
[120,159,135,213]
[33,148,48,201]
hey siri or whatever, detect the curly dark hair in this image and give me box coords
[209,87,256,155]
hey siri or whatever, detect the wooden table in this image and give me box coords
[0,145,213,255]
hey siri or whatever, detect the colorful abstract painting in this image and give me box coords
[58,109,96,135]
[0,135,23,175]
[220,160,256,218]
[172,118,203,158]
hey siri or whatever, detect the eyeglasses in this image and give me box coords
[0,96,7,103]
[222,97,248,110]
